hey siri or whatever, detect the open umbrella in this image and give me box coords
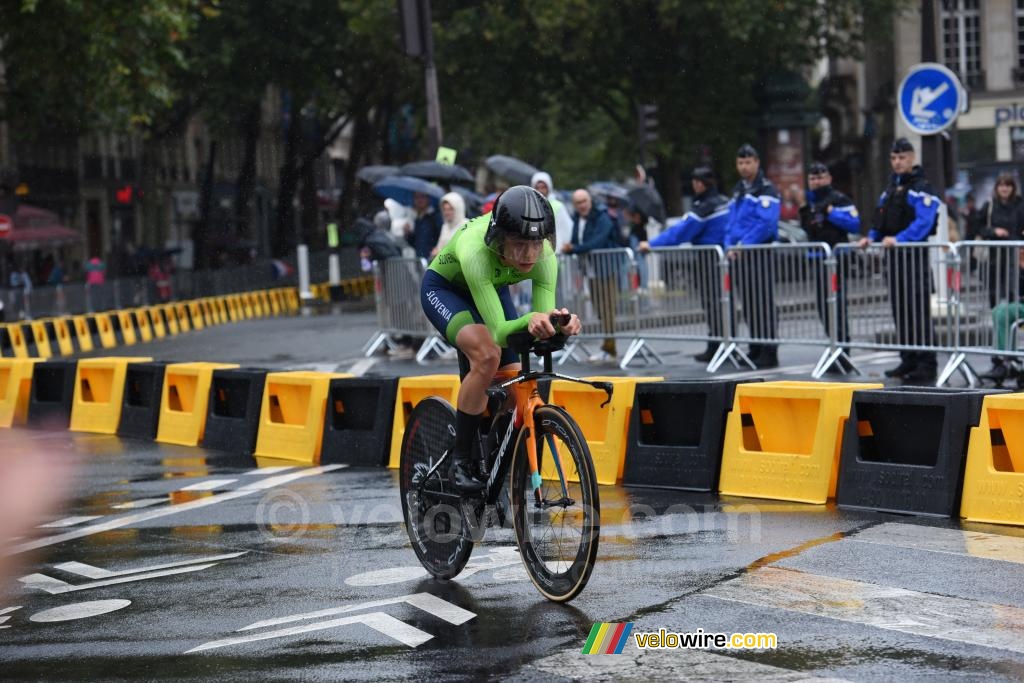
[627,184,667,224]
[399,160,474,185]
[484,155,539,186]
[356,165,399,184]
[372,175,445,207]
[589,181,629,203]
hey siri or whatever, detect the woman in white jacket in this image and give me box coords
[431,191,467,257]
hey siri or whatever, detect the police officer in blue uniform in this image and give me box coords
[726,144,781,368]
[859,138,939,382]
[800,162,860,373]
[639,166,729,361]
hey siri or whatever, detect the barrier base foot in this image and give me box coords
[620,338,663,370]
[416,335,453,364]
[937,352,975,388]
[555,339,594,366]
[811,347,861,379]
[706,342,755,373]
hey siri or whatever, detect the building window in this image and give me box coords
[941,0,983,89]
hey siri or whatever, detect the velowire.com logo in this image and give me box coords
[581,622,634,655]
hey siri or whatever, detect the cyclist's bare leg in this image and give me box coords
[451,324,501,492]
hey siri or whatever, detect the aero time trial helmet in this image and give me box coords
[484,185,555,255]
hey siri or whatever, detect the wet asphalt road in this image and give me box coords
[2,312,1024,681]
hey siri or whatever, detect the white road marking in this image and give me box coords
[240,592,475,632]
[345,357,377,377]
[705,566,1024,654]
[344,566,427,586]
[178,479,238,491]
[188,612,433,652]
[243,467,295,476]
[0,606,21,630]
[8,465,346,555]
[21,563,219,594]
[850,523,1024,565]
[52,552,248,581]
[38,516,102,528]
[29,599,132,623]
[111,498,167,510]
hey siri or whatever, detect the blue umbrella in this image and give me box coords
[372,175,445,207]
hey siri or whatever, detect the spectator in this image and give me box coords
[979,247,1024,387]
[962,191,982,240]
[978,173,1024,308]
[726,144,781,369]
[800,162,860,373]
[361,209,417,359]
[638,165,728,362]
[432,192,467,258]
[564,189,620,363]
[47,259,66,314]
[84,255,106,312]
[531,171,573,252]
[148,259,171,303]
[780,183,803,222]
[404,191,442,261]
[859,137,940,383]
[622,203,650,291]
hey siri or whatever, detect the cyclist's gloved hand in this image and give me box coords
[528,312,557,339]
[551,308,581,336]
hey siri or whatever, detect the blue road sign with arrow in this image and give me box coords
[898,63,965,135]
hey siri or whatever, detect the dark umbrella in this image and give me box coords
[399,160,474,184]
[356,165,399,184]
[484,155,539,186]
[372,175,445,207]
[589,181,629,203]
[627,184,667,224]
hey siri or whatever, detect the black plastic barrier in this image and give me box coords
[26,359,78,429]
[118,362,170,440]
[202,368,267,455]
[622,378,758,491]
[321,377,399,466]
[836,386,1000,517]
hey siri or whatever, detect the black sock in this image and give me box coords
[453,409,483,462]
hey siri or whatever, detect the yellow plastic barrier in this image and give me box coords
[2,323,29,358]
[272,290,286,314]
[115,310,138,346]
[133,309,154,343]
[257,290,272,316]
[49,318,75,356]
[71,315,95,352]
[285,288,299,312]
[91,313,118,349]
[148,307,167,339]
[0,358,41,427]
[174,303,192,333]
[69,356,154,433]
[254,371,352,464]
[718,380,882,504]
[387,375,462,468]
[242,293,256,318]
[187,301,206,330]
[29,321,53,359]
[205,298,221,325]
[161,305,180,335]
[156,362,239,446]
[548,376,663,485]
[961,393,1024,526]
[212,297,227,324]
[268,290,282,316]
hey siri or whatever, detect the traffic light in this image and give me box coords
[397,0,427,59]
[113,184,143,206]
[639,104,659,143]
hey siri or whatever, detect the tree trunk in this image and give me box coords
[194,140,218,270]
[336,106,371,231]
[272,111,302,257]
[235,101,261,244]
[299,158,318,249]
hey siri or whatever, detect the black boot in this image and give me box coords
[449,409,485,494]
[884,359,916,378]
[694,342,718,362]
[980,357,1008,386]
[754,347,779,369]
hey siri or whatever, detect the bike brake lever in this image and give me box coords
[596,382,613,408]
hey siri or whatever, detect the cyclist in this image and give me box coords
[420,185,582,493]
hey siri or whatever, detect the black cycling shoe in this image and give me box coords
[884,360,916,378]
[449,457,486,494]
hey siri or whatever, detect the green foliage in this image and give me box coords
[1,0,200,137]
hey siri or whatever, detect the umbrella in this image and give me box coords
[372,175,445,207]
[627,184,667,224]
[449,185,485,217]
[399,160,474,184]
[356,165,399,184]
[589,181,629,203]
[484,155,539,186]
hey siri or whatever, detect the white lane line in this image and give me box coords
[21,563,220,594]
[243,467,295,476]
[8,465,347,555]
[29,599,132,622]
[53,552,248,580]
[705,566,1024,654]
[111,498,166,510]
[0,606,21,630]
[38,516,102,528]
[178,478,238,491]
[850,523,1024,565]
[345,357,377,377]
[188,612,433,652]
[240,593,476,631]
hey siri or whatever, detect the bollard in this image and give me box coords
[156,362,239,446]
[71,315,95,352]
[70,357,154,434]
[26,359,78,430]
[202,368,268,456]
[321,377,399,467]
[118,361,169,441]
[0,358,41,427]
[254,371,352,464]
[960,393,1024,526]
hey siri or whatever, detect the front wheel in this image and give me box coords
[510,404,600,602]
[399,396,474,579]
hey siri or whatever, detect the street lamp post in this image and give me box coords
[399,0,443,151]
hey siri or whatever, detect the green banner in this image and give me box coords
[326,222,339,248]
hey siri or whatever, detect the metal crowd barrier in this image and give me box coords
[363,256,451,363]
